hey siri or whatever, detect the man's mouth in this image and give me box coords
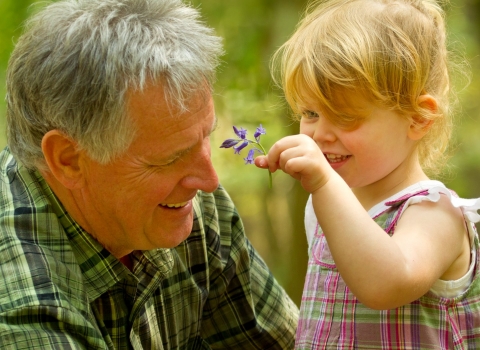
[325,153,351,163]
[159,201,189,209]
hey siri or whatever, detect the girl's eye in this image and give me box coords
[301,110,319,119]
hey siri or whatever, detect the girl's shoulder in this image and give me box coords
[304,180,480,246]
[369,180,480,226]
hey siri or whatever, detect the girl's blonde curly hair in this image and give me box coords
[272,0,466,177]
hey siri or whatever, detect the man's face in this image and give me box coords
[78,84,219,257]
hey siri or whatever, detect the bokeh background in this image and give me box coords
[1,0,479,306]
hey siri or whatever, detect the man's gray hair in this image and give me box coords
[6,0,223,169]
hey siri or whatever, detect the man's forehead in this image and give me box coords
[124,82,215,151]
[127,83,212,117]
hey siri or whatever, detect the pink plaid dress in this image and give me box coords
[296,180,480,349]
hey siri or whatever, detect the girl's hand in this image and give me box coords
[254,134,334,194]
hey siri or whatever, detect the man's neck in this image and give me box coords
[40,170,133,260]
[119,254,134,271]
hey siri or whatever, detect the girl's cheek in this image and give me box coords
[299,122,313,137]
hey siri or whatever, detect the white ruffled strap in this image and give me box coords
[304,183,480,247]
[406,186,480,223]
[452,196,480,223]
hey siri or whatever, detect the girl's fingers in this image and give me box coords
[257,134,320,173]
[254,155,268,169]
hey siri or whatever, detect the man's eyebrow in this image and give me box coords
[158,117,217,165]
[172,147,192,159]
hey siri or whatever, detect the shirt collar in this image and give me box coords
[31,170,130,300]
[33,168,175,300]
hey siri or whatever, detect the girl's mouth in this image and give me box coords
[325,153,351,163]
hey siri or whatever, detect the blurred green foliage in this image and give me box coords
[1,0,479,306]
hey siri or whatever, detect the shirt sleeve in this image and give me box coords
[0,306,105,350]
[0,187,109,349]
[198,185,299,349]
[0,240,108,350]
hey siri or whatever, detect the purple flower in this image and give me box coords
[233,140,249,154]
[220,124,272,187]
[233,126,247,139]
[244,149,255,164]
[253,147,264,155]
[220,139,240,149]
[254,124,266,141]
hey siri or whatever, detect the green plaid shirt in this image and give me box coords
[0,148,298,349]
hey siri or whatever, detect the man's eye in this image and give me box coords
[147,157,180,171]
[161,157,181,167]
[301,110,319,119]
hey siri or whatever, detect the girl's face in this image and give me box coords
[299,93,420,193]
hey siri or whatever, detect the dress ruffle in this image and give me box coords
[400,185,480,223]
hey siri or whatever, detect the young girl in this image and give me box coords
[255,0,480,348]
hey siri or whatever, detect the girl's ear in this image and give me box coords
[408,94,438,141]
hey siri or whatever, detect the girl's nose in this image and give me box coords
[312,116,337,144]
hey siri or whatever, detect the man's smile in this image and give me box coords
[159,201,189,209]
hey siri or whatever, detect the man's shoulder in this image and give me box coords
[0,151,87,314]
[0,218,87,318]
[0,150,65,246]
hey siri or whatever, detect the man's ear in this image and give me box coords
[408,94,438,141]
[41,130,84,189]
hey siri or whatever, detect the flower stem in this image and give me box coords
[252,141,272,189]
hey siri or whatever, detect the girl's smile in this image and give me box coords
[300,92,422,196]
[324,153,351,163]
[324,153,352,170]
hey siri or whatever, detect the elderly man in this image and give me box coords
[0,0,298,348]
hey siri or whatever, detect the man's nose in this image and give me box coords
[182,142,219,192]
